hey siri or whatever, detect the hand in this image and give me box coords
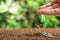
[37,0,60,15]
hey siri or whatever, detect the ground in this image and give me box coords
[0,28,60,40]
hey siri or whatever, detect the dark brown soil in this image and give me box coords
[0,28,60,40]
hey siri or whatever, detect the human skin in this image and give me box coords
[37,0,60,15]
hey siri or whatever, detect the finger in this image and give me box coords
[38,8,60,15]
[52,3,59,8]
[37,9,55,15]
[54,8,60,15]
[47,6,53,9]
[46,3,59,9]
[38,3,51,9]
[51,0,57,5]
[38,3,59,10]
[57,0,60,4]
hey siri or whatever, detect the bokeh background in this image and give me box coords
[0,0,60,28]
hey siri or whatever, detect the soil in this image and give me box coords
[0,28,60,40]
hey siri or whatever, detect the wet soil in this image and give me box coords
[0,28,60,40]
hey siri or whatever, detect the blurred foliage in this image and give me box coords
[0,0,59,28]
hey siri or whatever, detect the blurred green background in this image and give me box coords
[0,0,60,28]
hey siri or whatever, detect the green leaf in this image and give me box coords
[40,15,46,23]
[0,2,8,13]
